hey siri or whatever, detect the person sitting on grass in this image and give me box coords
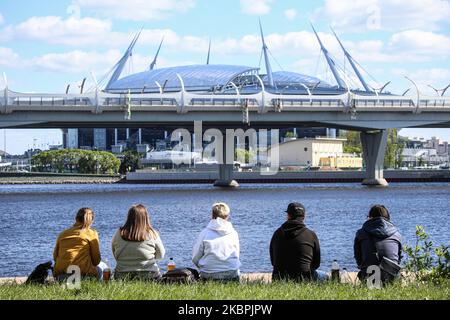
[270,202,327,282]
[354,204,402,282]
[112,204,165,281]
[192,202,241,282]
[53,207,108,281]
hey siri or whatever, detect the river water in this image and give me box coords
[0,183,448,277]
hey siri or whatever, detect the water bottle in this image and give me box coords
[167,258,176,272]
[103,259,111,282]
[331,260,340,282]
[340,267,350,284]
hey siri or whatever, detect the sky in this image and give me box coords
[0,0,449,155]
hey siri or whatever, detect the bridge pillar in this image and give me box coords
[214,131,239,188]
[360,130,389,187]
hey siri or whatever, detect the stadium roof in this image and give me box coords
[106,65,333,93]
[267,71,332,88]
[107,64,259,92]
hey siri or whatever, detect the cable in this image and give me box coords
[258,49,263,69]
[268,48,284,71]
[314,50,322,76]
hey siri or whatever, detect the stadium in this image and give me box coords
[102,23,382,97]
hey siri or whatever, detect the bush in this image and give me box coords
[404,226,449,283]
[32,149,121,174]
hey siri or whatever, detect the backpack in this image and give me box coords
[367,234,402,283]
[25,261,53,285]
[379,256,402,282]
[159,268,200,284]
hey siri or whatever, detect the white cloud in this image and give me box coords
[0,15,185,50]
[391,68,450,94]
[28,50,121,74]
[0,45,195,81]
[388,30,450,58]
[0,16,114,46]
[0,47,21,67]
[326,30,450,64]
[73,0,196,21]
[284,9,297,21]
[315,0,450,32]
[240,0,273,15]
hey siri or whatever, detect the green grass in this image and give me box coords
[0,280,448,300]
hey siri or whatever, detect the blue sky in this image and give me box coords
[0,0,450,154]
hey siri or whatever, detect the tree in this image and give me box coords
[284,131,297,138]
[418,155,425,167]
[32,149,120,174]
[119,150,142,174]
[384,129,405,169]
[235,148,256,164]
[342,131,362,155]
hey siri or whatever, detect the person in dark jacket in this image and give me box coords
[270,202,326,282]
[354,205,402,281]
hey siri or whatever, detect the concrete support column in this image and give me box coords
[138,128,142,145]
[126,128,130,140]
[360,130,389,187]
[214,130,239,188]
[114,128,118,145]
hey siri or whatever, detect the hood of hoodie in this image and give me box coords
[207,218,235,236]
[362,217,398,239]
[281,218,307,239]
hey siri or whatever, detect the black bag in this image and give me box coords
[368,234,402,283]
[380,256,402,282]
[25,261,53,285]
[159,268,200,284]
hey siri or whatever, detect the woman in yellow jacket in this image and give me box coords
[53,208,108,280]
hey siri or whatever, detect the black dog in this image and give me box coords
[25,261,53,285]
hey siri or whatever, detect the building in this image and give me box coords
[400,136,450,167]
[402,148,449,167]
[63,128,167,152]
[268,137,362,169]
[0,149,12,171]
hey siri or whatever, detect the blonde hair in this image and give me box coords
[120,204,159,242]
[212,202,230,220]
[75,208,94,230]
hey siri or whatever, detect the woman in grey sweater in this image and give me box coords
[112,204,165,280]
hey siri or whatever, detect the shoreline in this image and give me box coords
[0,173,124,185]
[1,273,360,285]
[1,169,450,185]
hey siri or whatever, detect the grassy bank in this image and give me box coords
[0,280,448,300]
[0,172,123,184]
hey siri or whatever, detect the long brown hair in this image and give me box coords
[75,208,94,230]
[120,204,159,241]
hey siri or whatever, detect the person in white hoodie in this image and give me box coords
[192,202,241,281]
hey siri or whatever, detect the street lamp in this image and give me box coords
[405,76,420,113]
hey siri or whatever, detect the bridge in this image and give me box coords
[1,86,450,187]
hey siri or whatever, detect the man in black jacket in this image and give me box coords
[270,202,325,282]
[354,205,402,281]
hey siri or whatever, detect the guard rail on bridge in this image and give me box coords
[1,88,450,115]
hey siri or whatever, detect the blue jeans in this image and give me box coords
[314,270,329,282]
[200,270,240,282]
[56,261,109,282]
